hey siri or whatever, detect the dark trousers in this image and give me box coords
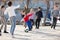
[36,19,41,29]
[51,17,57,29]
[30,19,34,26]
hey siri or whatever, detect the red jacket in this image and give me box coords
[24,13,32,22]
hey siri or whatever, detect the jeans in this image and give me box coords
[10,16,16,35]
[26,20,32,31]
[30,19,34,29]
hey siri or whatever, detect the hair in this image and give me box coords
[56,5,58,7]
[54,5,58,8]
[38,7,41,9]
[30,8,34,12]
[8,1,12,6]
[23,10,25,13]
[1,5,5,9]
[38,7,42,11]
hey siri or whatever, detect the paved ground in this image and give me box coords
[0,25,60,40]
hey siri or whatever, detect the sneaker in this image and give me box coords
[51,26,53,29]
[36,27,39,29]
[29,29,32,31]
[10,33,14,38]
[12,35,15,38]
[4,31,8,33]
[0,34,1,36]
[53,28,56,30]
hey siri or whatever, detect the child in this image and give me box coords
[21,13,33,32]
[21,10,26,28]
[29,8,35,29]
[4,1,20,37]
[0,5,8,36]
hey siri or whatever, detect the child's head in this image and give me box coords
[38,7,42,11]
[30,8,33,12]
[8,1,12,6]
[22,10,25,15]
[54,5,58,10]
[1,5,5,11]
[24,4,27,9]
[1,5,5,9]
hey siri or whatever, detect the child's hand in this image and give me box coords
[20,19,24,25]
[21,18,24,22]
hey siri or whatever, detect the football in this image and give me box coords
[25,29,29,33]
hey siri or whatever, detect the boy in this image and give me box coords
[51,5,59,29]
[21,13,33,32]
[35,7,43,29]
[4,1,20,37]
[0,5,8,36]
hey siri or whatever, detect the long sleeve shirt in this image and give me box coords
[36,11,43,19]
[23,13,32,22]
[0,10,4,17]
[4,5,20,18]
[29,12,35,19]
[52,10,59,18]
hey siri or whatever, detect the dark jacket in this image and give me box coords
[36,11,43,19]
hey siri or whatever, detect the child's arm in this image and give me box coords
[14,5,20,9]
[27,13,32,17]
[4,9,8,15]
[21,18,24,22]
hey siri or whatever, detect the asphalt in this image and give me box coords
[0,25,60,40]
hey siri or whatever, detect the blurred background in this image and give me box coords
[0,0,60,25]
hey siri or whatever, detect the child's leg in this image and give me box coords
[0,24,4,31]
[0,18,4,30]
[10,16,16,35]
[24,22,26,28]
[26,20,32,31]
[0,18,4,36]
[4,18,8,33]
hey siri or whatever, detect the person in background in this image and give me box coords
[51,5,59,29]
[4,1,20,37]
[0,5,8,36]
[22,5,30,28]
[21,10,26,28]
[23,5,30,15]
[35,7,43,29]
[29,8,35,29]
[21,10,25,18]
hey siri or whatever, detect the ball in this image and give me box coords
[25,29,29,33]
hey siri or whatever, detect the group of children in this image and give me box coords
[0,5,8,36]
[0,1,35,37]
[21,9,35,32]
[0,1,20,37]
[0,1,60,38]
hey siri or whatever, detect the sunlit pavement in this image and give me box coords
[0,25,60,40]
